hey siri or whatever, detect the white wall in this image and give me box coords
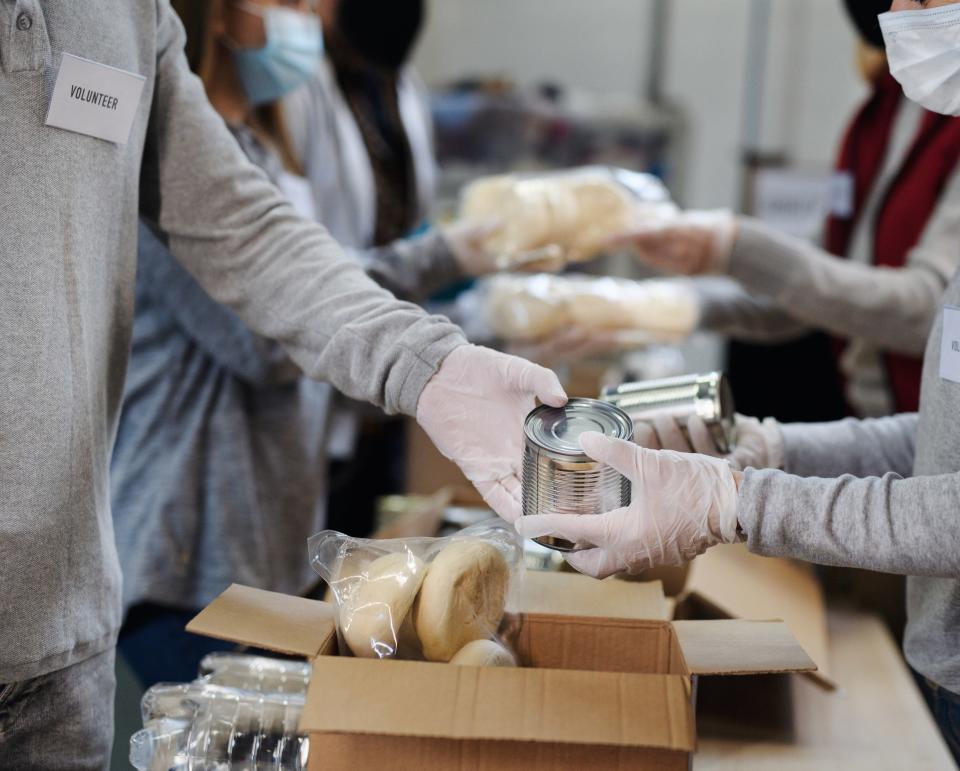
[414,0,868,210]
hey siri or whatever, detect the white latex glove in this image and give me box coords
[443,219,565,276]
[609,210,738,276]
[516,432,741,578]
[442,219,503,277]
[416,344,568,522]
[635,413,784,471]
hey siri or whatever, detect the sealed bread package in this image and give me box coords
[309,520,523,662]
[460,166,677,270]
[483,273,700,345]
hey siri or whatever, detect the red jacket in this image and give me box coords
[825,72,960,413]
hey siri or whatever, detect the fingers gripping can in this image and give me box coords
[600,371,736,454]
[521,398,634,552]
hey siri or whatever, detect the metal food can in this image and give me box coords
[521,398,633,552]
[600,371,736,453]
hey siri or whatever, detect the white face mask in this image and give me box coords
[880,5,960,116]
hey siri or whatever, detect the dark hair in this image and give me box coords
[171,0,215,76]
[842,0,892,49]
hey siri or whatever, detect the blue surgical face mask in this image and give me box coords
[228,2,323,107]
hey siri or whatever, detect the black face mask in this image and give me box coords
[842,0,892,49]
[336,0,425,71]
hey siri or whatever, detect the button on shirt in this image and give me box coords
[0,0,465,682]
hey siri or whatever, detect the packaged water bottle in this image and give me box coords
[131,683,308,770]
[198,653,311,695]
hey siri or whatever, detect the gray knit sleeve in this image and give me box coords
[780,413,919,479]
[726,217,950,356]
[737,464,960,577]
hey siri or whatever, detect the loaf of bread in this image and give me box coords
[413,540,510,662]
[449,639,516,668]
[339,552,427,659]
[461,171,635,268]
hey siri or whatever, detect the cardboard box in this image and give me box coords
[188,576,817,771]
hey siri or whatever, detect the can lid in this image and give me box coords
[524,398,633,456]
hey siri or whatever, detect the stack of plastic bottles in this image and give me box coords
[129,653,312,770]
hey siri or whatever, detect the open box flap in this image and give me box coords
[682,545,835,689]
[672,619,815,676]
[520,571,670,620]
[300,656,696,752]
[186,584,336,658]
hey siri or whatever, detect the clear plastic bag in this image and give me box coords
[483,273,700,344]
[132,683,308,771]
[460,166,677,270]
[308,520,523,663]
[198,652,311,695]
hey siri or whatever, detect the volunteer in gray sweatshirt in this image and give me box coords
[0,2,565,768]
[519,1,960,761]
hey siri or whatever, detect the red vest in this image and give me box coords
[825,72,960,413]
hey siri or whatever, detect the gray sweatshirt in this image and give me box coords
[738,265,960,691]
[0,0,465,683]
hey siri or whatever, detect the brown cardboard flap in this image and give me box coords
[521,571,670,620]
[300,656,696,752]
[683,545,835,689]
[186,584,336,658]
[672,619,816,676]
[503,614,689,677]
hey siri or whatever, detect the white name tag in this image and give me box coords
[829,171,855,219]
[45,53,145,146]
[939,306,960,384]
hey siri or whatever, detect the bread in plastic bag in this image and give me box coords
[449,639,516,668]
[460,166,678,270]
[483,273,700,344]
[309,520,523,662]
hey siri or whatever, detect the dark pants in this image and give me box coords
[0,647,115,771]
[118,603,236,688]
[915,670,960,766]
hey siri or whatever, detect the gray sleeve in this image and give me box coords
[138,221,298,386]
[738,464,960,577]
[727,211,956,355]
[355,230,464,303]
[693,276,810,342]
[142,1,465,416]
[780,413,919,478]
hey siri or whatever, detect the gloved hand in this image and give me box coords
[417,344,568,522]
[442,219,503,277]
[443,218,566,276]
[516,432,741,578]
[610,210,738,276]
[635,413,784,471]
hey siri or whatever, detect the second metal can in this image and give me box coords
[600,371,736,454]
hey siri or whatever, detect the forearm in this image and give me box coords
[738,466,960,577]
[694,276,810,342]
[727,218,942,355]
[145,1,465,415]
[357,230,464,303]
[780,413,918,478]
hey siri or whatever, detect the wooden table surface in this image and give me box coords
[695,609,956,770]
